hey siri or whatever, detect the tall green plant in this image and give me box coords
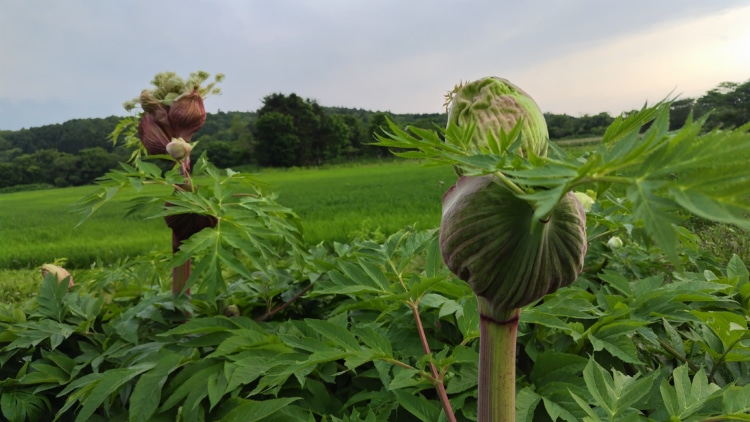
[375,76,750,421]
[107,71,225,296]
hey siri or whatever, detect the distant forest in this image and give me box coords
[0,79,747,190]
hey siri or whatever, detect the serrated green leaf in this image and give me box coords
[223,352,275,393]
[727,254,749,288]
[7,320,75,351]
[691,310,748,349]
[424,237,442,278]
[388,366,422,390]
[541,395,581,422]
[160,315,251,336]
[661,365,722,419]
[516,387,542,422]
[129,353,183,422]
[207,370,229,411]
[36,274,69,322]
[392,389,440,422]
[670,188,750,231]
[628,181,681,265]
[582,359,615,415]
[587,333,642,365]
[208,329,277,358]
[339,260,389,293]
[135,159,164,179]
[219,397,300,422]
[722,384,750,415]
[74,363,155,422]
[569,390,602,422]
[356,258,392,293]
[352,324,393,356]
[159,360,223,412]
[530,353,588,387]
[1,391,50,422]
[305,318,360,351]
[457,297,479,340]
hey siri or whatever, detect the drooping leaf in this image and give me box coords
[129,352,183,422]
[217,397,300,422]
[392,389,440,422]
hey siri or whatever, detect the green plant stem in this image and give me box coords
[708,335,748,382]
[408,301,457,422]
[493,171,526,196]
[254,282,314,322]
[478,300,520,422]
[657,337,700,373]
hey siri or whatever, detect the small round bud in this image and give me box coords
[166,137,193,161]
[224,305,241,317]
[573,191,595,212]
[607,236,624,249]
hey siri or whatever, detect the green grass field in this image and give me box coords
[0,161,457,270]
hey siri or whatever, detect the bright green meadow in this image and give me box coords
[0,161,457,270]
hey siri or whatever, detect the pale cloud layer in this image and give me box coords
[0,0,748,130]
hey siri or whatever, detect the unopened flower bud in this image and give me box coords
[573,191,595,212]
[607,236,623,249]
[138,112,171,155]
[168,88,206,142]
[140,89,161,113]
[41,264,74,288]
[447,77,549,163]
[166,137,193,161]
[224,304,240,317]
[440,176,587,315]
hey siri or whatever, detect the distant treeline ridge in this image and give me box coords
[0,79,747,189]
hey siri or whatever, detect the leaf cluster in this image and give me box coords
[374,103,750,266]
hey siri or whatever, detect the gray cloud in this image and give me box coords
[0,0,747,130]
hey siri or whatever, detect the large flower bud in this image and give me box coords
[140,89,173,136]
[140,89,161,113]
[439,175,587,314]
[168,88,206,142]
[138,112,171,155]
[448,77,548,159]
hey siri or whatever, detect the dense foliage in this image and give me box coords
[1,96,749,421]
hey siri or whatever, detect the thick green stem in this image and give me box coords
[478,298,520,422]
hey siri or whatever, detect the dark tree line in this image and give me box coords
[251,93,446,167]
[0,79,747,188]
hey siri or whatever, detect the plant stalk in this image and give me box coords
[171,232,191,295]
[171,158,192,296]
[409,301,457,422]
[478,299,520,422]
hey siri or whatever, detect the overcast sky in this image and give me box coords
[1,1,748,131]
